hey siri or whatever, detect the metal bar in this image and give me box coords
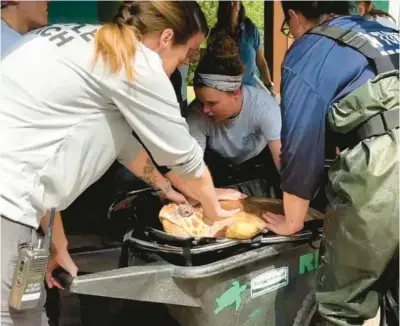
[124,227,323,256]
[126,237,241,255]
[70,247,123,274]
[171,243,286,279]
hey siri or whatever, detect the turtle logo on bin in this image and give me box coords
[214,281,248,315]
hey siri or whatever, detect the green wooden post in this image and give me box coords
[48,1,99,24]
[98,1,121,23]
[373,0,389,12]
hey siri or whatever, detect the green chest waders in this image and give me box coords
[306,25,399,326]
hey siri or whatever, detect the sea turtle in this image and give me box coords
[214,281,248,314]
[159,197,323,240]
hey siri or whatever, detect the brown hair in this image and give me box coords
[195,30,244,77]
[93,1,209,80]
[359,1,395,21]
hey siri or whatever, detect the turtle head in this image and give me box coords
[231,281,240,287]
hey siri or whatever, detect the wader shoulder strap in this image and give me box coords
[334,108,400,150]
[344,108,399,148]
[308,24,399,74]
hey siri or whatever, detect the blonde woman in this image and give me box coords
[0,2,238,325]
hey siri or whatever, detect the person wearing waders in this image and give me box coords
[262,1,399,325]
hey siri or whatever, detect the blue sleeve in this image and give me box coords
[280,69,328,200]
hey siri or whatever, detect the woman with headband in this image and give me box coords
[182,35,281,197]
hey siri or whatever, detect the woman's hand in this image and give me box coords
[164,188,189,205]
[203,203,241,222]
[215,188,247,201]
[262,212,303,235]
[46,246,78,289]
[162,188,189,205]
[266,85,277,98]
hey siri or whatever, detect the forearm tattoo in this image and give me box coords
[142,157,171,194]
[142,157,156,187]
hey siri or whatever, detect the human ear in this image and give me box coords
[159,28,174,49]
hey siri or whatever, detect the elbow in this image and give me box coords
[178,161,206,179]
[256,60,264,72]
[269,141,282,170]
[168,143,205,179]
[289,221,304,234]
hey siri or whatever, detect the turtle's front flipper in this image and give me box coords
[215,305,223,314]
[214,298,223,314]
[235,297,242,311]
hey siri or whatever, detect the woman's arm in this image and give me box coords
[123,147,188,205]
[256,94,282,171]
[40,211,68,252]
[263,192,310,235]
[40,211,78,287]
[268,139,282,170]
[256,48,273,86]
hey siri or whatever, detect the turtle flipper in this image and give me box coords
[235,297,242,311]
[215,305,223,314]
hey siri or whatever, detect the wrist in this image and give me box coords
[157,178,172,195]
[214,188,222,196]
[202,199,220,214]
[52,240,68,253]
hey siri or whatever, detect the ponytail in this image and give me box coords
[92,1,210,80]
[93,22,138,80]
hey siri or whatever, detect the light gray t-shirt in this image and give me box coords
[186,86,281,165]
[0,23,204,229]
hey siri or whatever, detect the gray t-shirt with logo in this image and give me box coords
[186,86,281,165]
